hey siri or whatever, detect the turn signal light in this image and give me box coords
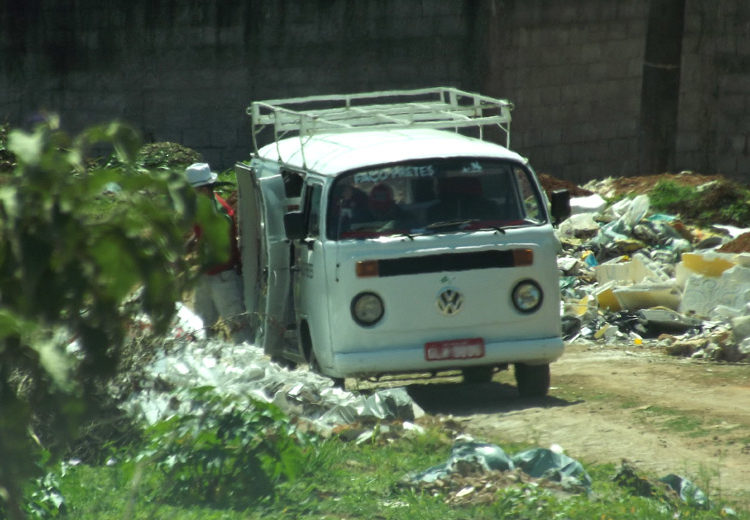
[512,248,534,266]
[356,260,379,277]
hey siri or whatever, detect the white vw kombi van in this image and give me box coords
[236,88,570,396]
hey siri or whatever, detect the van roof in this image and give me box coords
[256,128,525,176]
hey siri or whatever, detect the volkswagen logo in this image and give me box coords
[436,287,464,316]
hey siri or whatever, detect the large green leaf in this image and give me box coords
[7,129,43,166]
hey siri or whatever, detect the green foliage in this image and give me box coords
[24,462,66,519]
[135,388,305,509]
[0,121,14,172]
[43,419,750,519]
[0,117,229,519]
[649,179,750,226]
[648,180,697,211]
[136,141,203,170]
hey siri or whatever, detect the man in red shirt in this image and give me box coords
[186,162,251,343]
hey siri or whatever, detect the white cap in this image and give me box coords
[185,162,218,188]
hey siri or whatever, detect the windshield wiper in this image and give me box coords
[425,219,477,231]
[476,224,507,234]
[425,219,508,234]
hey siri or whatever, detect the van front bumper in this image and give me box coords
[327,336,564,378]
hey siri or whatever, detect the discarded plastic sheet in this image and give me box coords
[659,474,710,509]
[405,440,515,484]
[120,338,423,433]
[713,224,750,239]
[581,250,597,267]
[558,212,600,239]
[569,193,607,215]
[511,448,592,490]
[405,440,591,491]
[557,256,580,274]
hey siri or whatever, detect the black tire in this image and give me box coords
[514,363,550,398]
[461,366,494,384]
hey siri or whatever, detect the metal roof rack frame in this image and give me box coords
[248,87,514,160]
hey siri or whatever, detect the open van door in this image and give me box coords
[236,162,296,359]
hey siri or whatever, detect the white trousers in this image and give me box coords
[193,269,252,343]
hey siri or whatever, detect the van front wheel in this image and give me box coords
[514,363,550,398]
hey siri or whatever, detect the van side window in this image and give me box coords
[304,184,323,237]
[282,169,305,198]
[514,167,544,223]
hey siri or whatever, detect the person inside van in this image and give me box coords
[367,183,415,230]
[428,176,501,222]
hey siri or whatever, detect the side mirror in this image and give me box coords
[550,189,571,225]
[283,211,306,240]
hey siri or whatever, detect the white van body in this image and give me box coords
[236,88,567,396]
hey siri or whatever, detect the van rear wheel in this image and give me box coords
[461,366,494,384]
[514,363,550,397]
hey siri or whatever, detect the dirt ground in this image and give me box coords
[403,343,750,508]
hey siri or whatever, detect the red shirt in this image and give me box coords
[193,193,242,275]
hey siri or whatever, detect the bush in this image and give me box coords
[0,117,229,519]
[134,388,305,509]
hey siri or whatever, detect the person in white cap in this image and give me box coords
[185,162,252,343]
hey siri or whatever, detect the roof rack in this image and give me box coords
[248,87,514,154]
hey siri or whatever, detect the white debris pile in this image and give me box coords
[120,322,422,434]
[558,185,750,362]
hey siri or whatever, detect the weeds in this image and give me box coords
[133,387,305,509]
[41,415,748,520]
[648,179,750,226]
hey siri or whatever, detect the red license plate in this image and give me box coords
[424,338,485,361]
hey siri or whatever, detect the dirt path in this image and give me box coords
[403,343,750,506]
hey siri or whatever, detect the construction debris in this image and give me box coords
[555,172,750,362]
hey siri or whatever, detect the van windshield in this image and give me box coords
[326,158,547,240]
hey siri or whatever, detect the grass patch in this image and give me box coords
[45,421,748,519]
[649,179,750,226]
[634,405,712,438]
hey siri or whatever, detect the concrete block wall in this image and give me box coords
[483,0,649,184]
[2,0,750,182]
[677,0,750,179]
[0,0,478,170]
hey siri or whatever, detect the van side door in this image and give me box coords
[292,180,332,367]
[236,161,296,358]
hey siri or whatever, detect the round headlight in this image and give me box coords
[351,292,384,326]
[512,280,543,313]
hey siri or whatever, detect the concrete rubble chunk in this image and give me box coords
[559,212,600,239]
[680,265,750,318]
[638,308,702,335]
[730,315,750,341]
[552,174,750,361]
[569,193,607,215]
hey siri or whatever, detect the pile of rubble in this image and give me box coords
[552,173,750,362]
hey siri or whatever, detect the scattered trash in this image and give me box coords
[659,473,711,509]
[556,177,750,362]
[511,447,592,490]
[401,438,592,503]
[404,440,515,484]
[120,336,423,436]
[614,461,713,509]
